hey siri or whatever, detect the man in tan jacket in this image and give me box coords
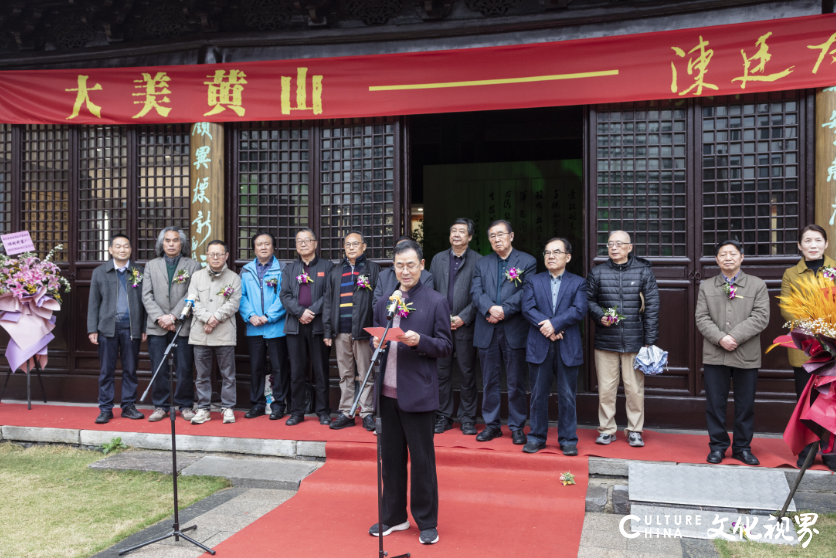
[695,239,769,466]
[187,240,242,425]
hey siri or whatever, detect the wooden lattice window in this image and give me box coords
[236,121,310,260]
[22,125,69,260]
[595,102,688,257]
[319,118,396,260]
[701,92,801,256]
[0,124,11,235]
[78,126,129,261]
[137,124,191,261]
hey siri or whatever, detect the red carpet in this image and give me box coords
[207,441,589,558]
[0,402,830,470]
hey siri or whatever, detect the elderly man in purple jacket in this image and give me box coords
[368,240,452,546]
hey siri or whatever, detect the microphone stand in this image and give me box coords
[349,305,410,558]
[119,315,216,556]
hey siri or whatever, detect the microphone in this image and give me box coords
[178,299,195,322]
[386,290,403,320]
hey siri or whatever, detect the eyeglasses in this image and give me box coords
[394,263,420,271]
[607,241,631,248]
[489,232,509,241]
[207,252,226,259]
[543,250,566,257]
[296,238,315,245]
[344,242,362,248]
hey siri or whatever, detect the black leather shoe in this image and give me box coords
[732,450,760,466]
[245,406,266,419]
[461,422,477,435]
[434,417,452,434]
[95,411,113,424]
[706,450,724,464]
[120,405,145,420]
[269,409,285,421]
[476,426,503,442]
[562,445,579,456]
[822,452,836,472]
[522,441,545,454]
[512,430,527,445]
[363,415,376,431]
[319,414,332,426]
[330,414,356,430]
[285,414,304,426]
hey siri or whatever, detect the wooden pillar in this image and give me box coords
[189,122,224,267]
[816,88,836,260]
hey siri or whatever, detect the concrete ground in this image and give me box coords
[578,513,721,558]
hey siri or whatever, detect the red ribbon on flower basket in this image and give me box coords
[769,330,836,454]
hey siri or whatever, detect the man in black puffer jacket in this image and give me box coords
[587,230,660,448]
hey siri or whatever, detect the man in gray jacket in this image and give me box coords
[695,239,769,466]
[187,240,242,426]
[87,234,147,424]
[429,218,482,435]
[142,227,202,423]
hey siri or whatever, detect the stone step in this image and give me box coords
[629,462,796,512]
[180,455,321,490]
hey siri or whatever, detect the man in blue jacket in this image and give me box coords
[521,238,588,455]
[239,231,290,420]
[470,220,537,445]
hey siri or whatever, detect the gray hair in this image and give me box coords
[344,230,365,244]
[155,227,190,258]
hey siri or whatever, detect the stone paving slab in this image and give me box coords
[181,455,321,490]
[629,462,796,512]
[88,450,203,474]
[630,504,798,545]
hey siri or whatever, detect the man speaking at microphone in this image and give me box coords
[368,240,452,545]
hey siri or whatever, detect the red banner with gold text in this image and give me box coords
[3,14,836,124]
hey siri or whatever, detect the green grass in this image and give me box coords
[715,512,836,558]
[0,442,230,558]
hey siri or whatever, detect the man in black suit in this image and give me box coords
[372,235,434,310]
[470,220,537,445]
[369,240,452,546]
[279,228,334,426]
[429,218,482,435]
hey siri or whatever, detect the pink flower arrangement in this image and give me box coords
[174,269,190,284]
[297,272,313,284]
[505,267,524,286]
[217,285,235,299]
[822,265,836,281]
[722,283,742,300]
[265,277,278,289]
[356,275,371,290]
[601,306,625,326]
[0,244,70,303]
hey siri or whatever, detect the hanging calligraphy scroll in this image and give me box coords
[190,122,224,266]
[3,14,836,124]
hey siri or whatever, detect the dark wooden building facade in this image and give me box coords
[0,0,830,431]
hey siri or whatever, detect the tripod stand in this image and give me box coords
[0,358,48,410]
[350,311,410,558]
[119,317,216,556]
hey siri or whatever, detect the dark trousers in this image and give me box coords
[793,366,811,400]
[148,332,195,411]
[380,395,439,530]
[437,334,478,424]
[704,364,758,453]
[247,335,290,412]
[529,341,579,447]
[287,323,331,417]
[97,325,141,413]
[479,327,528,431]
